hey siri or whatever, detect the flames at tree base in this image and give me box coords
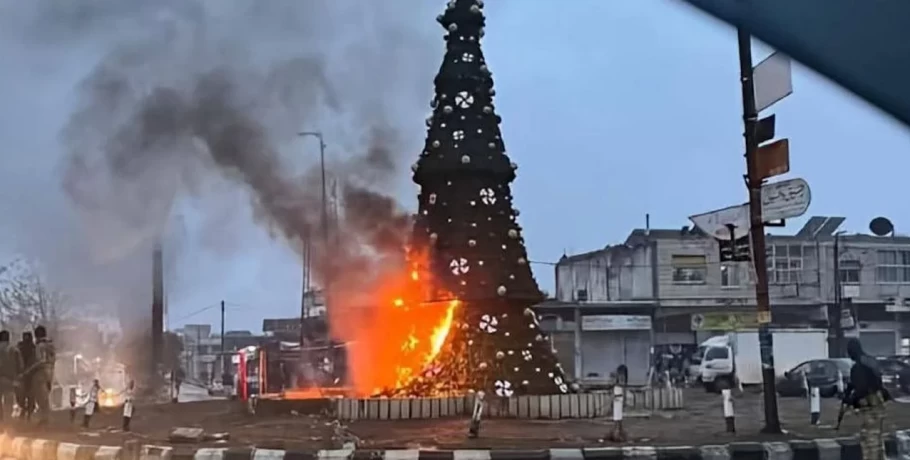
[379,300,574,398]
[335,248,571,398]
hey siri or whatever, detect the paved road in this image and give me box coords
[17,389,910,450]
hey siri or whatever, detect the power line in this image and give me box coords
[171,303,243,324]
[171,304,219,323]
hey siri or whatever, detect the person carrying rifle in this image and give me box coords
[16,332,35,421]
[31,326,56,426]
[0,331,20,421]
[843,338,891,460]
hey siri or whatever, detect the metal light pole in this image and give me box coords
[220,300,226,383]
[298,131,330,245]
[737,27,782,434]
[297,131,329,348]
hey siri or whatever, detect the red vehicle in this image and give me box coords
[234,341,350,401]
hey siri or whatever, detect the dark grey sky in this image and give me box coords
[1,1,907,333]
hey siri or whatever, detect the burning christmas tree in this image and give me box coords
[400,0,572,397]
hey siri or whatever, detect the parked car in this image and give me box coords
[876,357,910,395]
[776,358,852,398]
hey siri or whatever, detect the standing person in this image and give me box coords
[0,331,19,420]
[844,338,891,460]
[31,325,55,426]
[16,332,35,421]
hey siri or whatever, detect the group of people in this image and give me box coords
[0,325,56,425]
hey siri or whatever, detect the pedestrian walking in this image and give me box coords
[843,338,891,460]
[0,331,18,420]
[16,332,35,421]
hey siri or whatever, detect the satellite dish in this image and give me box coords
[869,217,894,236]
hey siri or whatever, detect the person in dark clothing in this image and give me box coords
[16,332,36,421]
[844,338,890,459]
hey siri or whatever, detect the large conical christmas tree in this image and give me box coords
[403,0,571,397]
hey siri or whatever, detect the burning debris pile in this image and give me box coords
[368,0,572,397]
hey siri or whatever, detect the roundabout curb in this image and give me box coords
[0,430,908,460]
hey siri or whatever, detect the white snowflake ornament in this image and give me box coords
[479,188,496,205]
[495,380,513,397]
[479,314,498,333]
[450,258,469,275]
[554,376,568,393]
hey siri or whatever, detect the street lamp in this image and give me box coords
[298,131,329,245]
[297,131,330,348]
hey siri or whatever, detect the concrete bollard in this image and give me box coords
[123,382,135,432]
[82,399,96,428]
[69,387,77,423]
[122,440,140,460]
[83,380,101,428]
[468,391,485,438]
[609,384,627,442]
[809,386,820,425]
[722,389,735,433]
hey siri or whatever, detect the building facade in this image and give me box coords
[545,215,910,386]
[175,325,260,383]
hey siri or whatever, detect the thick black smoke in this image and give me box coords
[0,1,439,342]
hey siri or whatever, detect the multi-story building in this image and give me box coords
[543,215,910,385]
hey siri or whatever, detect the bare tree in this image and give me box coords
[0,259,71,334]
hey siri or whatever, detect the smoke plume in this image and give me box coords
[0,0,439,351]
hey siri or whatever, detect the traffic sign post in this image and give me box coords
[738,27,783,435]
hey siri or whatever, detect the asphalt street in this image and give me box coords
[12,389,910,450]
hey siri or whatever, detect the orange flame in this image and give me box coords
[337,248,459,396]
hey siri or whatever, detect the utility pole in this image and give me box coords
[737,26,782,434]
[151,241,164,380]
[220,300,226,383]
[833,234,844,357]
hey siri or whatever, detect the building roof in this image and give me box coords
[557,216,910,266]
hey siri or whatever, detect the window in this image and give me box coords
[704,347,729,360]
[671,255,707,284]
[720,263,745,287]
[789,362,810,377]
[766,244,803,284]
[839,259,861,284]
[876,250,910,283]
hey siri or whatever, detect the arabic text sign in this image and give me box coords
[688,178,811,240]
[761,177,811,220]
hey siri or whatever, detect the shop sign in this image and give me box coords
[690,312,759,331]
[582,315,652,331]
